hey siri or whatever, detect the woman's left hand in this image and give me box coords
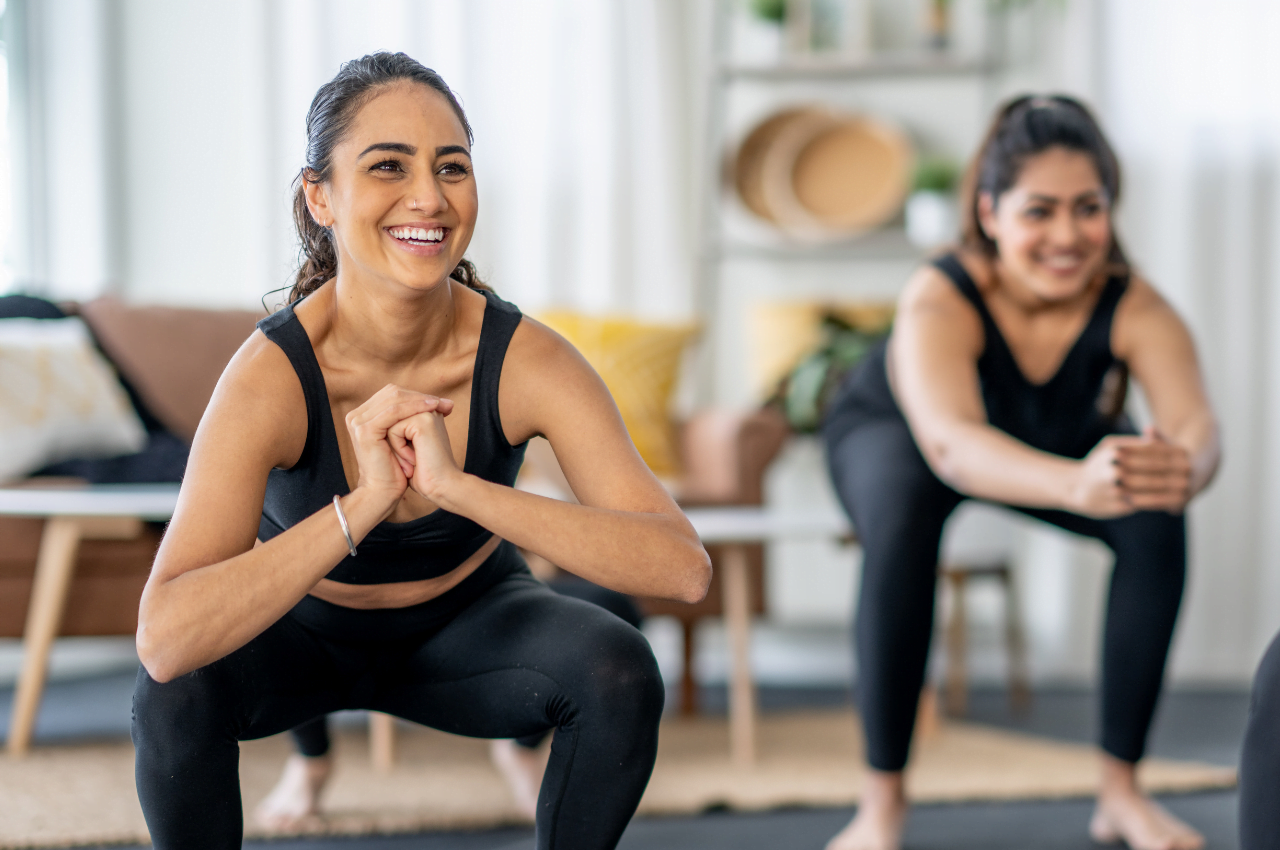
[387,409,463,503]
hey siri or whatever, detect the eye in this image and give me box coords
[1022,206,1051,220]
[1077,200,1105,217]
[438,160,471,180]
[368,159,404,174]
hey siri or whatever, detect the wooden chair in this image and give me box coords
[938,560,1031,716]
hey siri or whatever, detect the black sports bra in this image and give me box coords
[823,254,1131,460]
[256,289,528,584]
[933,253,1130,458]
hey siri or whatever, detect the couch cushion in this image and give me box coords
[77,299,265,442]
[0,317,148,482]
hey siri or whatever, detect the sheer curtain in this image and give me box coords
[268,0,699,319]
[7,0,701,320]
[1103,0,1280,678]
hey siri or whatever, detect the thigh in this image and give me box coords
[135,607,358,744]
[826,415,960,562]
[375,573,660,739]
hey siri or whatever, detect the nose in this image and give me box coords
[407,168,448,215]
[1048,208,1080,247]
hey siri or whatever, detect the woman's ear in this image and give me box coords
[976,191,999,243]
[302,176,333,228]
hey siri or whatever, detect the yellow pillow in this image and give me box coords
[537,312,699,477]
[748,300,894,401]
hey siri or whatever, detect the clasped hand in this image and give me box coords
[343,384,462,510]
[1073,426,1193,518]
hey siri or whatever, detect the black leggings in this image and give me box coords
[131,544,664,850]
[1240,629,1280,849]
[288,573,647,757]
[826,416,1186,772]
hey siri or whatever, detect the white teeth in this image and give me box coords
[390,226,445,243]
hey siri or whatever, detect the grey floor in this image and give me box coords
[0,673,1248,849]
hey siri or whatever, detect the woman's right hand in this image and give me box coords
[344,385,454,518]
[1070,429,1193,518]
[1070,435,1144,518]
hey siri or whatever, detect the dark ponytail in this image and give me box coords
[288,52,487,304]
[959,94,1129,272]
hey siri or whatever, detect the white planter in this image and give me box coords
[905,190,958,249]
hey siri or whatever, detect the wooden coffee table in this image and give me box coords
[681,506,852,766]
[0,484,180,756]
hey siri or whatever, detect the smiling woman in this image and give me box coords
[127,52,709,850]
[820,96,1219,850]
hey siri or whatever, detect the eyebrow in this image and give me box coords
[1024,190,1103,204]
[356,142,472,160]
[358,142,415,159]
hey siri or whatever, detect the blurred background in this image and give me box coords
[1,0,1278,702]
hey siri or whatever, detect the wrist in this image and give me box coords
[341,487,397,541]
[426,469,477,514]
[1061,459,1088,513]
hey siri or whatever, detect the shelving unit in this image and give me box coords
[694,0,1006,404]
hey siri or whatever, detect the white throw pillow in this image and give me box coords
[0,317,147,483]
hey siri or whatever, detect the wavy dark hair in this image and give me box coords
[287,52,486,304]
[959,94,1129,273]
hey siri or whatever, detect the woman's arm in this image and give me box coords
[135,336,432,683]
[1112,277,1220,504]
[390,319,712,603]
[890,266,1134,516]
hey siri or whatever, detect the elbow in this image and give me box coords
[135,623,183,684]
[921,439,967,492]
[675,546,713,605]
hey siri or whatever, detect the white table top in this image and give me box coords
[681,505,852,543]
[0,484,181,520]
[0,486,851,540]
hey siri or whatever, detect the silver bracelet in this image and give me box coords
[332,494,358,557]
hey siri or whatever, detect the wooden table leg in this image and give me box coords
[8,517,83,757]
[370,712,396,772]
[721,543,756,766]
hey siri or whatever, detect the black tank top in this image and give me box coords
[823,253,1130,460]
[255,289,528,585]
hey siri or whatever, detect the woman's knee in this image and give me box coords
[132,664,234,755]
[571,617,665,724]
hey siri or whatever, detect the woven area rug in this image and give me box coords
[0,710,1236,847]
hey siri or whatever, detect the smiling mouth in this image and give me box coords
[387,225,447,245]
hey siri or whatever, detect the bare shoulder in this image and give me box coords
[504,314,597,382]
[1112,273,1192,358]
[498,315,613,444]
[193,328,308,472]
[894,260,984,358]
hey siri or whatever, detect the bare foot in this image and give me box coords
[253,754,332,831]
[1091,755,1204,850]
[827,769,907,850]
[490,738,549,820]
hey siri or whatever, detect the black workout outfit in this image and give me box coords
[1240,630,1280,849]
[132,291,665,850]
[823,254,1186,772]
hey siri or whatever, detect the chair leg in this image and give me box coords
[915,683,941,741]
[943,571,968,716]
[680,618,698,716]
[370,712,396,773]
[1000,566,1032,714]
[722,543,757,766]
[9,518,83,757]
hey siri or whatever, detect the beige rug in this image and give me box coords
[0,710,1236,848]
